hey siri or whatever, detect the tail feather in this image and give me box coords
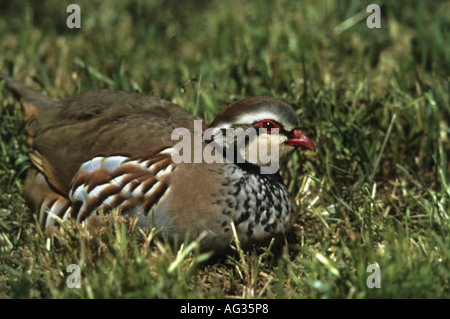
[0,73,56,120]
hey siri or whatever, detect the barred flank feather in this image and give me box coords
[39,148,176,232]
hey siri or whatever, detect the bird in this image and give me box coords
[1,73,315,254]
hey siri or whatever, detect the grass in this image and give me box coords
[0,0,449,299]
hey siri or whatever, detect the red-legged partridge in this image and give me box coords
[1,74,315,254]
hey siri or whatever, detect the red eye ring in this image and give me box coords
[255,120,280,134]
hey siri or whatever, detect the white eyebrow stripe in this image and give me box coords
[234,111,283,124]
[215,110,298,131]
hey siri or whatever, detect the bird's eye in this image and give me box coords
[255,120,280,134]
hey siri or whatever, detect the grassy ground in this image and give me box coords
[0,0,449,299]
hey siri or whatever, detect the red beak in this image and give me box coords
[287,130,316,151]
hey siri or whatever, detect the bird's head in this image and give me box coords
[208,96,315,173]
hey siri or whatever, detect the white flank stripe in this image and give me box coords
[159,147,176,156]
[40,199,51,225]
[88,183,111,199]
[144,180,160,198]
[125,159,148,171]
[131,182,144,197]
[62,208,72,221]
[110,173,127,186]
[79,157,104,173]
[103,195,117,206]
[102,156,127,171]
[120,182,133,196]
[46,214,56,229]
[50,200,66,217]
[155,164,173,180]
[71,184,88,202]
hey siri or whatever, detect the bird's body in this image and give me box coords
[1,74,314,253]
